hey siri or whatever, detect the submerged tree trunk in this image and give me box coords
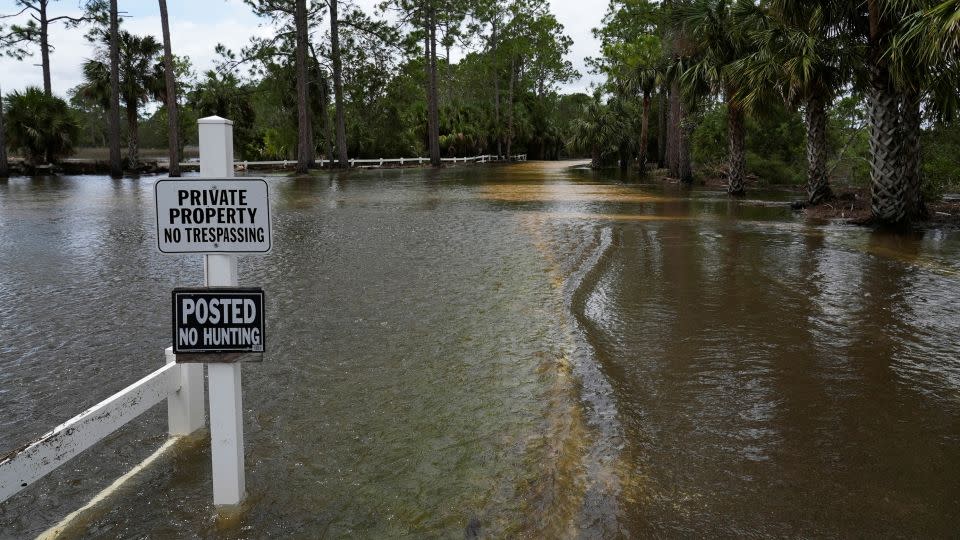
[639,90,650,173]
[657,86,667,168]
[0,85,8,178]
[901,89,925,220]
[727,102,746,195]
[330,0,349,167]
[108,0,122,178]
[125,101,139,170]
[804,95,832,205]
[158,0,181,177]
[294,0,312,173]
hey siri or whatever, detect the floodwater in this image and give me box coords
[1,162,959,538]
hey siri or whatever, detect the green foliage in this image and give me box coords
[690,99,805,184]
[78,31,164,112]
[188,71,260,159]
[826,94,870,187]
[568,94,627,166]
[5,87,79,164]
[921,122,960,200]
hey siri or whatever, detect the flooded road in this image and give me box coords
[1,162,959,537]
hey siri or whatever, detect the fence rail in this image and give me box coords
[173,153,528,169]
[0,348,204,503]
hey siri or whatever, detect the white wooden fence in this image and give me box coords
[176,153,528,170]
[0,348,205,502]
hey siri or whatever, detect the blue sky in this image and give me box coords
[0,0,604,97]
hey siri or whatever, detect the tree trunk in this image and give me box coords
[294,0,311,173]
[428,7,441,166]
[39,0,52,96]
[330,0,349,168]
[867,0,906,225]
[668,80,681,177]
[657,86,666,168]
[158,0,181,177]
[445,43,452,107]
[0,85,8,178]
[125,100,139,170]
[679,100,692,184]
[320,69,334,167]
[639,90,650,173]
[727,102,746,195]
[492,19,501,158]
[804,95,832,205]
[591,146,600,169]
[108,0,122,178]
[505,55,515,161]
[901,89,925,220]
[867,76,905,224]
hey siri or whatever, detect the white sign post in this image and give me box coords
[199,116,245,508]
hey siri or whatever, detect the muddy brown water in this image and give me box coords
[1,162,959,538]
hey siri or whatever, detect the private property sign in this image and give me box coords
[173,288,265,354]
[155,178,272,254]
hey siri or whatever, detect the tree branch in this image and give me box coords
[0,6,31,20]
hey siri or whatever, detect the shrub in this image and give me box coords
[6,87,79,165]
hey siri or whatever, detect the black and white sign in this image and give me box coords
[173,288,265,354]
[155,178,272,254]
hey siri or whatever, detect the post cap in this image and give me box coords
[198,115,234,126]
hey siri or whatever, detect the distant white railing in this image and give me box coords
[174,153,528,169]
[0,348,204,503]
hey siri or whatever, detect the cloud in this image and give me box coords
[0,0,603,97]
[0,8,273,97]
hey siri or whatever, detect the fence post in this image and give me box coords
[165,347,205,435]
[198,116,246,508]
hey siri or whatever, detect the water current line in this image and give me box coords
[562,226,626,534]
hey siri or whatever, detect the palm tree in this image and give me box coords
[856,0,909,224]
[736,1,851,205]
[623,43,662,173]
[569,95,622,168]
[676,0,758,195]
[606,90,637,169]
[888,0,960,219]
[81,31,163,170]
[5,86,79,165]
[838,0,960,224]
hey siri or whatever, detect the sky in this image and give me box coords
[0,0,605,97]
